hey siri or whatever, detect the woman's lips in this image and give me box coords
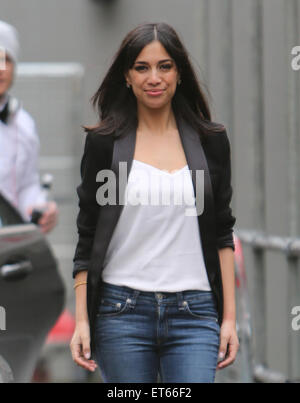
[145,89,164,96]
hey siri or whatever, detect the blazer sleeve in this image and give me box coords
[72,133,101,278]
[215,130,236,251]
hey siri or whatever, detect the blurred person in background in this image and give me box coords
[70,22,238,383]
[0,20,58,233]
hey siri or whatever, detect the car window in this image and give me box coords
[0,194,24,227]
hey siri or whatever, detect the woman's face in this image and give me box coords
[0,54,14,99]
[125,40,180,110]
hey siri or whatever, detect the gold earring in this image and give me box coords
[178,79,181,85]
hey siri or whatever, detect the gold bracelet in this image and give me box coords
[73,281,87,290]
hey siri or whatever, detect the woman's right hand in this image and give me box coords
[70,320,98,372]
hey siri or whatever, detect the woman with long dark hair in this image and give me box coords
[70,22,239,383]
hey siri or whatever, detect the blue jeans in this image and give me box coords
[94,281,221,383]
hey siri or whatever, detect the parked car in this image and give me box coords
[0,193,65,382]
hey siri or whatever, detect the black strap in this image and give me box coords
[0,101,9,124]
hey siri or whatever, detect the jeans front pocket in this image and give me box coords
[96,294,130,318]
[183,296,219,322]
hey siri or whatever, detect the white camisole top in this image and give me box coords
[102,159,211,292]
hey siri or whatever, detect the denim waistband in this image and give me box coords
[99,281,213,306]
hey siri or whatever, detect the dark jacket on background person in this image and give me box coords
[72,115,236,355]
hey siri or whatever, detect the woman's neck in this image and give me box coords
[136,103,177,136]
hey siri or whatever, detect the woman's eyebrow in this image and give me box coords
[134,59,173,65]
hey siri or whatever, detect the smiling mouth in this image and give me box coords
[144,89,165,96]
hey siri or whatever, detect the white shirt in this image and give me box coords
[102,159,211,292]
[0,97,46,220]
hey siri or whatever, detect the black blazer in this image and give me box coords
[73,115,236,355]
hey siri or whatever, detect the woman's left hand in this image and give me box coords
[217,319,239,370]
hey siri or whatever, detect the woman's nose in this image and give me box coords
[147,68,162,85]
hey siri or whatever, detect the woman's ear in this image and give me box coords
[177,67,182,82]
[124,72,131,87]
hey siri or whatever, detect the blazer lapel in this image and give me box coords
[111,126,137,207]
[175,116,216,245]
[175,116,219,286]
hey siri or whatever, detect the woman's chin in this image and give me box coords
[140,99,171,111]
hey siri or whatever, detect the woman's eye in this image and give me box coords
[160,64,172,70]
[134,65,147,72]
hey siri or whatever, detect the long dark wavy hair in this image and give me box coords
[85,22,224,141]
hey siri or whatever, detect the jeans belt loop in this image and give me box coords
[176,291,185,310]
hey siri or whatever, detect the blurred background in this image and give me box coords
[0,0,299,383]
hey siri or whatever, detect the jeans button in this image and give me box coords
[156,293,163,299]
